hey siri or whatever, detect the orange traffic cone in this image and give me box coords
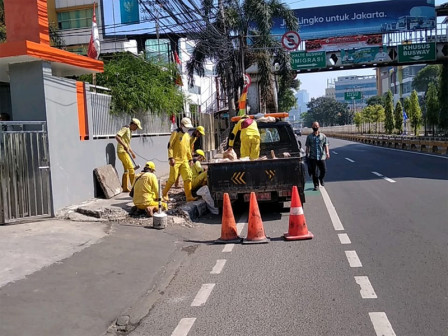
[284,186,313,240]
[243,192,269,244]
[215,193,242,244]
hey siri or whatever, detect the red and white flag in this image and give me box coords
[174,51,183,86]
[88,3,101,59]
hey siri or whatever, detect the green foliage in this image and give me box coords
[366,95,384,107]
[304,97,350,126]
[394,101,403,134]
[412,65,440,93]
[408,90,422,136]
[425,82,439,133]
[0,0,6,43]
[185,0,298,116]
[354,112,363,131]
[362,104,384,133]
[439,62,448,131]
[49,24,65,48]
[384,91,394,134]
[81,53,185,116]
[278,87,297,113]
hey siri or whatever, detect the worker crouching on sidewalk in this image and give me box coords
[162,117,197,202]
[132,161,167,217]
[191,149,208,191]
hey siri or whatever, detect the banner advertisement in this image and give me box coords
[340,46,392,64]
[305,34,382,52]
[120,0,140,25]
[272,0,435,40]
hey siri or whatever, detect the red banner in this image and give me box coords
[305,34,382,52]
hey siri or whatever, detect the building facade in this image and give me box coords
[335,75,377,112]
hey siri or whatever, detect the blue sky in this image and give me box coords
[284,0,442,98]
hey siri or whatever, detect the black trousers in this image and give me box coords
[308,158,326,187]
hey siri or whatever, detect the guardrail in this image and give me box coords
[325,133,448,155]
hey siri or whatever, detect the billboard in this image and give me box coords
[272,0,435,40]
[102,0,186,37]
[305,34,383,52]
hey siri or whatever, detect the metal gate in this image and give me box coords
[0,122,52,224]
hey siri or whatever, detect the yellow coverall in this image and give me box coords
[163,129,196,201]
[116,126,134,191]
[133,172,167,211]
[191,160,207,191]
[228,117,260,160]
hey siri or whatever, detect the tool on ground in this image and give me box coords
[284,186,313,240]
[215,193,242,244]
[153,179,167,229]
[243,192,269,244]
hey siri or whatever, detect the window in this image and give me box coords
[260,128,280,143]
[57,7,98,30]
[145,39,171,63]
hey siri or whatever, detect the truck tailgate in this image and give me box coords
[208,157,304,197]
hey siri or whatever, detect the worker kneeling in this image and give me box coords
[133,161,167,217]
[191,149,208,191]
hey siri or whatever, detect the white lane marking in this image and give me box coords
[371,171,396,183]
[355,276,378,299]
[320,187,345,231]
[237,222,245,235]
[338,233,351,244]
[222,244,234,253]
[345,250,362,267]
[369,312,397,336]
[171,318,196,336]
[191,283,215,307]
[345,157,355,162]
[210,259,227,274]
[332,151,338,154]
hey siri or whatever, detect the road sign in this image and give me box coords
[344,91,362,100]
[282,31,301,51]
[290,51,326,70]
[398,42,436,63]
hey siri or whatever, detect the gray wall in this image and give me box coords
[42,75,170,212]
[9,62,48,121]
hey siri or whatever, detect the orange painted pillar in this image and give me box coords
[4,0,50,45]
[76,82,89,141]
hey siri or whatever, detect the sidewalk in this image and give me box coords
[0,191,218,336]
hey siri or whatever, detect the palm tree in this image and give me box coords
[186,0,298,117]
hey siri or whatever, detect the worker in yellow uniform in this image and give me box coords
[191,149,208,191]
[116,118,142,192]
[132,161,167,217]
[162,117,197,202]
[174,125,205,188]
[227,115,260,160]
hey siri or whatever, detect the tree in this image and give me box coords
[0,0,6,43]
[366,95,384,107]
[80,53,185,116]
[184,0,298,117]
[425,82,439,135]
[408,90,422,136]
[304,97,349,126]
[363,104,384,133]
[354,112,364,132]
[439,62,448,133]
[278,87,296,113]
[384,91,394,134]
[412,65,440,93]
[394,101,403,134]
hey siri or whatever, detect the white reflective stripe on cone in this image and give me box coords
[290,207,304,216]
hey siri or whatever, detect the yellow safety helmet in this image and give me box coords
[145,161,156,171]
[196,126,205,135]
[195,149,205,157]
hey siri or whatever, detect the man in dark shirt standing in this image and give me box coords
[305,121,330,191]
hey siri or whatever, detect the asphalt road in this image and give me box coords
[129,138,448,336]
